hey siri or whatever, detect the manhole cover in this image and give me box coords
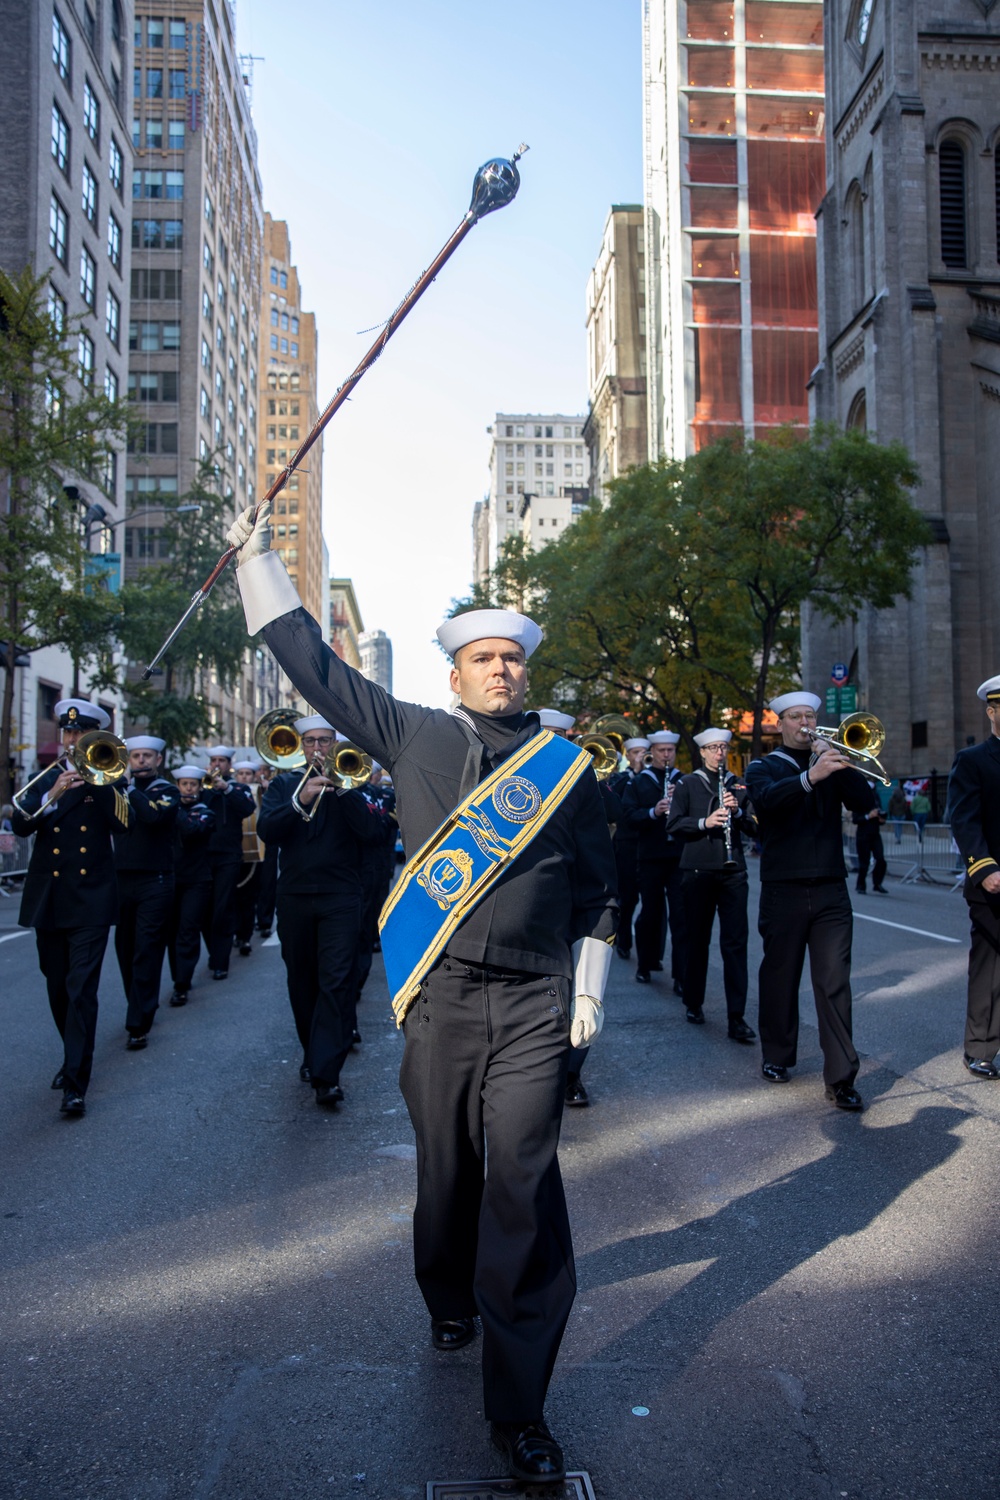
[427,1474,595,1500]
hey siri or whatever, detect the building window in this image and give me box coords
[168,119,184,149]
[83,4,96,49]
[131,115,140,147]
[146,69,163,99]
[51,103,70,176]
[939,140,967,269]
[78,330,94,384]
[82,160,98,225]
[169,18,186,48]
[79,245,96,308]
[102,213,120,273]
[105,366,118,402]
[147,16,164,47]
[146,116,163,149]
[270,266,278,285]
[48,286,67,332]
[133,69,140,100]
[105,289,120,347]
[53,11,71,83]
[164,219,182,249]
[202,289,212,320]
[215,370,224,398]
[216,322,225,351]
[165,169,183,199]
[204,192,214,226]
[109,134,123,194]
[201,336,211,369]
[200,385,210,418]
[169,70,185,100]
[270,334,278,351]
[290,342,298,357]
[83,79,99,144]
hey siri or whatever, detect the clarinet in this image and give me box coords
[718,766,739,870]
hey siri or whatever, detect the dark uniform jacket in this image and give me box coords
[257,771,384,896]
[204,778,256,865]
[948,736,1000,894]
[114,776,180,873]
[12,768,133,929]
[744,747,874,883]
[665,768,757,871]
[174,801,216,884]
[259,608,618,979]
[622,765,685,861]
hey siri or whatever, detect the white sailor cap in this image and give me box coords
[977,675,1000,701]
[55,698,110,730]
[768,692,821,716]
[206,745,234,758]
[624,737,650,751]
[693,728,732,748]
[535,709,576,732]
[436,609,543,661]
[231,760,257,771]
[294,714,335,733]
[173,764,204,780]
[647,730,680,745]
[124,735,165,752]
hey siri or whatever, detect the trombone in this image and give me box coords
[570,732,621,781]
[12,730,129,812]
[806,712,891,786]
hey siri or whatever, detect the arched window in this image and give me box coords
[847,390,867,432]
[939,140,967,268]
[846,183,866,311]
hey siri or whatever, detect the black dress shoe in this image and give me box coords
[673,978,684,997]
[126,1033,148,1051]
[60,1090,86,1116]
[299,1063,312,1083]
[564,1072,589,1107]
[212,969,228,981]
[685,1006,705,1025]
[614,943,631,960]
[351,1029,362,1047]
[728,1018,757,1044]
[635,968,651,984]
[431,1317,476,1352]
[51,1069,65,1090]
[873,885,888,894]
[855,884,867,894]
[964,1054,1000,1080]
[826,1083,864,1111]
[490,1420,565,1484]
[170,986,188,1006]
[238,941,252,956]
[257,926,272,939]
[314,1083,344,1109]
[762,1061,790,1083]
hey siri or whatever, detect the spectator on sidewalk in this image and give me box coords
[887,784,908,842]
[911,789,931,836]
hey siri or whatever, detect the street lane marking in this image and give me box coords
[852,911,961,944]
[0,931,29,946]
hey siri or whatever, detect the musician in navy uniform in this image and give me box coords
[167,766,216,1005]
[666,728,757,1041]
[609,736,649,961]
[257,714,384,1106]
[113,736,180,1048]
[224,502,617,1486]
[622,729,686,989]
[199,745,255,979]
[947,673,1000,1079]
[745,691,875,1111]
[11,699,133,1116]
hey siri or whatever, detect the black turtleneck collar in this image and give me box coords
[457,705,540,767]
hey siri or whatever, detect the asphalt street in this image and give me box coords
[0,863,997,1500]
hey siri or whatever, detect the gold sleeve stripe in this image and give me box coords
[967,857,997,875]
[114,788,131,826]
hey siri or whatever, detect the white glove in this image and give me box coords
[570,994,604,1049]
[226,501,272,566]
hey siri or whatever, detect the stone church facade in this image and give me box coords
[805,0,1000,775]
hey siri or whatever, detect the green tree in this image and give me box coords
[0,266,131,801]
[116,456,252,754]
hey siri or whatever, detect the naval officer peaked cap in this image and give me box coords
[624,737,650,751]
[294,715,334,733]
[647,730,680,745]
[55,698,111,730]
[436,609,543,661]
[125,736,165,752]
[693,728,732,747]
[976,675,1000,701]
[535,709,576,731]
[768,691,822,715]
[173,764,204,780]
[207,744,235,758]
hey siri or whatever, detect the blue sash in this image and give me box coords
[379,730,592,1024]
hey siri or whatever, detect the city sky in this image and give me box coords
[237,0,643,708]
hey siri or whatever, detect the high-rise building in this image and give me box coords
[642,0,825,457]
[804,1,1000,767]
[359,629,392,695]
[584,204,648,502]
[0,0,134,770]
[473,412,590,587]
[257,213,324,627]
[126,0,276,750]
[330,578,364,670]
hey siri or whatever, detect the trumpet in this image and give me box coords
[571,732,621,781]
[295,740,373,821]
[806,712,890,786]
[12,730,129,812]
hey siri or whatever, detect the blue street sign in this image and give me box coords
[831,661,848,685]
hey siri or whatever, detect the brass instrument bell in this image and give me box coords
[808,712,890,786]
[572,733,620,781]
[253,708,306,771]
[75,729,130,785]
[591,714,634,760]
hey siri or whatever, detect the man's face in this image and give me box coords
[301,730,334,764]
[988,703,1000,738]
[649,742,675,770]
[450,638,528,717]
[235,767,255,784]
[699,740,728,772]
[129,748,161,776]
[209,755,231,777]
[61,727,85,754]
[625,746,647,772]
[177,777,200,799]
[779,706,817,749]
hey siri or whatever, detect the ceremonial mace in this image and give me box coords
[141,147,528,679]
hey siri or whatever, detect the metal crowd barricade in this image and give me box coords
[0,832,32,895]
[919,823,964,887]
[890,821,928,885]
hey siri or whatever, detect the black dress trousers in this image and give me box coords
[965,891,1000,1060]
[234,864,261,944]
[757,879,859,1087]
[115,870,173,1035]
[275,889,361,1086]
[256,842,277,931]
[398,957,576,1424]
[635,856,686,981]
[613,835,639,954]
[36,925,110,1095]
[203,860,240,971]
[681,868,749,1016]
[169,880,211,989]
[855,819,887,889]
